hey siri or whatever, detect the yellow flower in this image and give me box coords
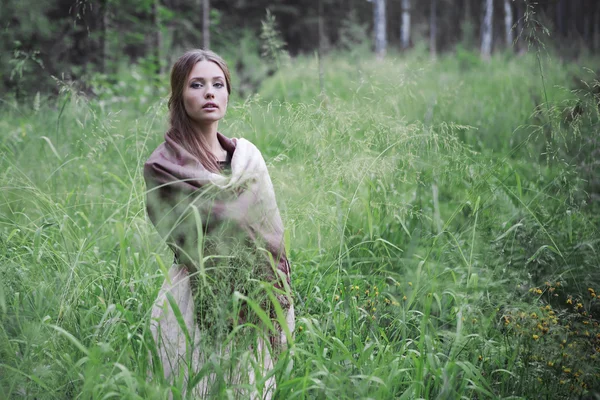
[408,282,412,286]
[567,298,573,305]
[532,334,540,340]
[563,367,571,373]
[334,295,340,301]
[478,355,483,361]
[298,326,304,332]
[365,290,369,295]
[576,303,583,309]
[547,361,554,367]
[560,380,566,385]
[402,295,407,301]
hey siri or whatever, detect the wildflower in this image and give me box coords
[334,295,340,301]
[547,361,554,367]
[408,282,412,286]
[392,301,399,306]
[478,355,483,361]
[567,298,573,305]
[372,307,376,312]
[583,320,589,325]
[298,326,304,332]
[365,290,370,295]
[355,285,360,290]
[371,315,376,320]
[560,380,566,385]
[384,298,391,304]
[530,313,538,319]
[563,367,571,373]
[533,334,540,340]
[402,295,407,301]
[534,288,543,295]
[375,291,379,296]
[576,303,583,309]
[544,305,552,311]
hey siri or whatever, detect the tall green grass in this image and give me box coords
[1,48,599,398]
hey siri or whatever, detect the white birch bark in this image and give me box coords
[481,0,494,59]
[504,0,513,48]
[401,0,411,49]
[374,0,387,59]
[430,0,437,57]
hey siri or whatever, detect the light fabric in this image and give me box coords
[144,133,294,397]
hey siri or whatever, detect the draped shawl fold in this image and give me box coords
[144,132,293,392]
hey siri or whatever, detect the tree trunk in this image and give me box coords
[516,0,525,53]
[203,0,210,49]
[481,0,494,59]
[374,0,386,59]
[151,0,161,76]
[401,0,411,50]
[556,0,566,38]
[462,0,474,48]
[595,2,600,52]
[430,0,437,57]
[99,0,109,73]
[318,0,325,94]
[584,0,592,48]
[504,0,513,49]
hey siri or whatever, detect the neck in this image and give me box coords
[192,121,227,160]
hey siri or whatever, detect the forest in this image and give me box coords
[1,0,600,398]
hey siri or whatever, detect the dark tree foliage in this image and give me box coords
[1,0,599,100]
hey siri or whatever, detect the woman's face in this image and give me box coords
[183,60,228,125]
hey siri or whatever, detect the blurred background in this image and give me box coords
[2,0,600,101]
[2,1,600,398]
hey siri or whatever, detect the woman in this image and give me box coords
[144,49,294,398]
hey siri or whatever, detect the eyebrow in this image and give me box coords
[188,76,225,81]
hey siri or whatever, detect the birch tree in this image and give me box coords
[373,0,386,59]
[401,0,411,49]
[430,0,437,57]
[481,0,494,59]
[504,0,513,48]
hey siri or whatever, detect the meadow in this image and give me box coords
[1,48,599,398]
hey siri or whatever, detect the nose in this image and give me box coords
[205,87,215,99]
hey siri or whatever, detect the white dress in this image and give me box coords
[150,264,295,399]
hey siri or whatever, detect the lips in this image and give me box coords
[202,102,218,109]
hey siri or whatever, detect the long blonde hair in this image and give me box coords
[166,49,232,172]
